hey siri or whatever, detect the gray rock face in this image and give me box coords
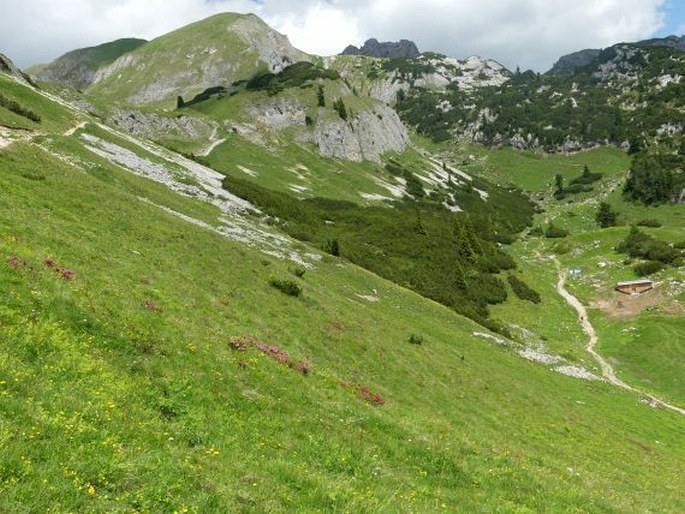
[547,49,602,75]
[231,15,310,73]
[309,104,410,162]
[342,38,420,59]
[107,109,214,142]
[246,97,409,162]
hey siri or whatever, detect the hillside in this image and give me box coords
[27,38,147,90]
[546,35,685,75]
[84,13,310,107]
[1,57,684,513]
[2,14,685,512]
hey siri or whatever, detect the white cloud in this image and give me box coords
[0,0,669,71]
[272,4,362,56]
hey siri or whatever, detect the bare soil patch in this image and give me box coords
[594,286,684,320]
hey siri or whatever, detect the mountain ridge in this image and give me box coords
[342,38,420,58]
[547,34,685,75]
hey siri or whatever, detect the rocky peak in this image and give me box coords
[548,35,685,76]
[547,49,602,75]
[636,34,685,52]
[342,38,420,59]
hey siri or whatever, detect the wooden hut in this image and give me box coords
[615,279,653,295]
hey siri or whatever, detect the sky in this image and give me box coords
[1,0,683,72]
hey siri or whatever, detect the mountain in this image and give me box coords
[547,48,601,75]
[547,35,685,75]
[27,38,146,90]
[342,38,420,58]
[86,13,310,106]
[1,15,685,512]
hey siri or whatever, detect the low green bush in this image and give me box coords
[633,260,665,276]
[507,274,541,303]
[636,218,662,228]
[269,278,302,297]
[409,334,424,345]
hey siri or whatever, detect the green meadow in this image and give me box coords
[0,69,683,512]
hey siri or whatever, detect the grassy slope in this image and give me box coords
[85,13,261,108]
[27,38,147,76]
[0,74,78,133]
[1,72,685,512]
[184,82,400,205]
[479,144,684,408]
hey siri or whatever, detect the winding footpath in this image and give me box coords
[554,258,685,415]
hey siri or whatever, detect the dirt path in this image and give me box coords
[554,258,685,415]
[198,127,226,157]
[63,121,88,137]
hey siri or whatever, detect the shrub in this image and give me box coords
[342,382,385,406]
[290,266,306,278]
[142,300,162,313]
[325,239,340,257]
[633,260,665,276]
[507,274,541,303]
[595,202,618,228]
[636,218,662,228]
[7,255,28,269]
[269,278,302,297]
[409,334,424,345]
[333,98,348,120]
[544,223,569,238]
[0,93,41,122]
[290,360,311,375]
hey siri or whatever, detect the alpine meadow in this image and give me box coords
[0,8,683,513]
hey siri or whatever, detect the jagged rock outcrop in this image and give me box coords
[362,54,510,106]
[107,109,215,142]
[29,38,146,90]
[309,105,410,162]
[245,97,409,162]
[342,38,420,59]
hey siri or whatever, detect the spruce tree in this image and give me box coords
[595,202,617,228]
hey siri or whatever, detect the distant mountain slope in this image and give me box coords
[547,35,685,75]
[86,13,311,107]
[342,38,420,58]
[546,49,602,75]
[27,38,147,90]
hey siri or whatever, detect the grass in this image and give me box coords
[200,132,395,204]
[465,145,630,193]
[474,141,684,416]
[595,314,685,406]
[1,71,684,512]
[0,75,78,133]
[85,13,278,108]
